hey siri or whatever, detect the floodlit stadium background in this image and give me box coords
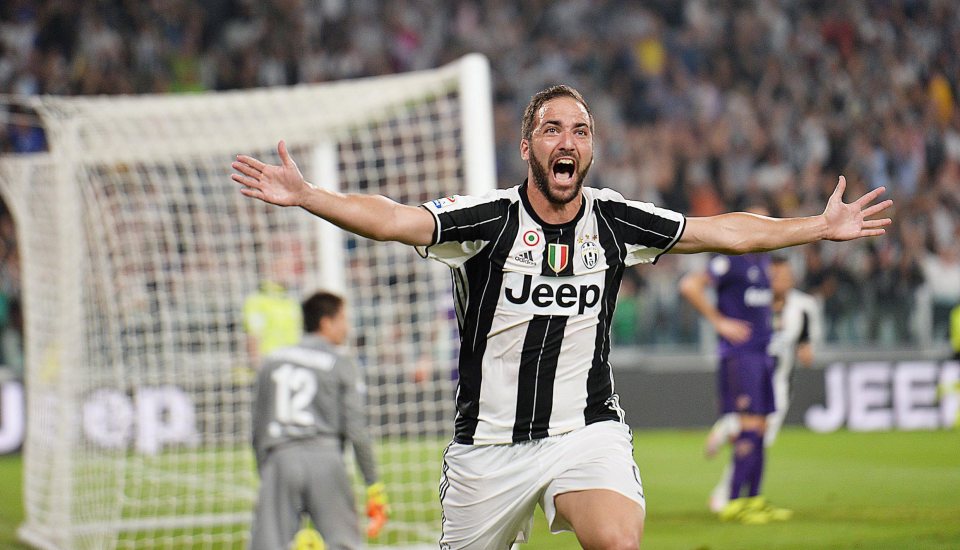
[2,1,958,355]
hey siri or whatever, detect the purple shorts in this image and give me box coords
[717,351,775,415]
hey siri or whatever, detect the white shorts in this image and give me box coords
[438,421,645,549]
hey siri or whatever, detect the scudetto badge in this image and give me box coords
[547,243,569,273]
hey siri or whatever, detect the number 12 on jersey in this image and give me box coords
[271,363,318,426]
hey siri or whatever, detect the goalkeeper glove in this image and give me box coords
[365,482,389,538]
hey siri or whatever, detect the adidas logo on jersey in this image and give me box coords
[513,250,537,266]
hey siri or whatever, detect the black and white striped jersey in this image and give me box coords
[769,288,823,374]
[418,181,686,445]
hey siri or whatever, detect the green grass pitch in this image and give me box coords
[1,428,957,549]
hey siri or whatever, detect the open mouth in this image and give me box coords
[552,158,576,182]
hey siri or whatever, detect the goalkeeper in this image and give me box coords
[249,291,387,550]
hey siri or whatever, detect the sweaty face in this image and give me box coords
[524,97,593,206]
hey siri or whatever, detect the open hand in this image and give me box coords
[822,176,893,241]
[231,140,308,207]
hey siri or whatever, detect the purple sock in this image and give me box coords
[745,430,765,497]
[729,430,764,501]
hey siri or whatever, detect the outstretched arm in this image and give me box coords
[672,176,893,255]
[232,140,435,246]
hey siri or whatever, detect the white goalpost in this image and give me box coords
[0,54,494,550]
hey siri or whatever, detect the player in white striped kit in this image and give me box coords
[232,85,891,548]
[766,257,823,444]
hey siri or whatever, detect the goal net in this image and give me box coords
[0,54,494,550]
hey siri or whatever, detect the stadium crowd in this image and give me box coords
[1,0,958,352]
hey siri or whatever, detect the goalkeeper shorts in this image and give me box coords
[438,421,644,549]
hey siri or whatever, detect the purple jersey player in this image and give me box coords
[682,247,788,524]
[710,253,775,417]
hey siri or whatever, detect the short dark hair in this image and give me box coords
[302,291,344,333]
[521,85,594,142]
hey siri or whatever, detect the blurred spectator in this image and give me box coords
[921,241,960,341]
[951,303,960,360]
[612,270,642,346]
[866,240,925,345]
[801,243,863,343]
[6,104,45,153]
[0,201,20,372]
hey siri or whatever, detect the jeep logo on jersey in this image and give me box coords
[580,241,600,269]
[547,243,569,273]
[502,272,603,315]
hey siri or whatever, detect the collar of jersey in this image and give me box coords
[519,179,586,229]
[300,333,334,349]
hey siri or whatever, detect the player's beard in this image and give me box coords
[529,150,590,206]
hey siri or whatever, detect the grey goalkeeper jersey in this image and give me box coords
[252,334,378,485]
